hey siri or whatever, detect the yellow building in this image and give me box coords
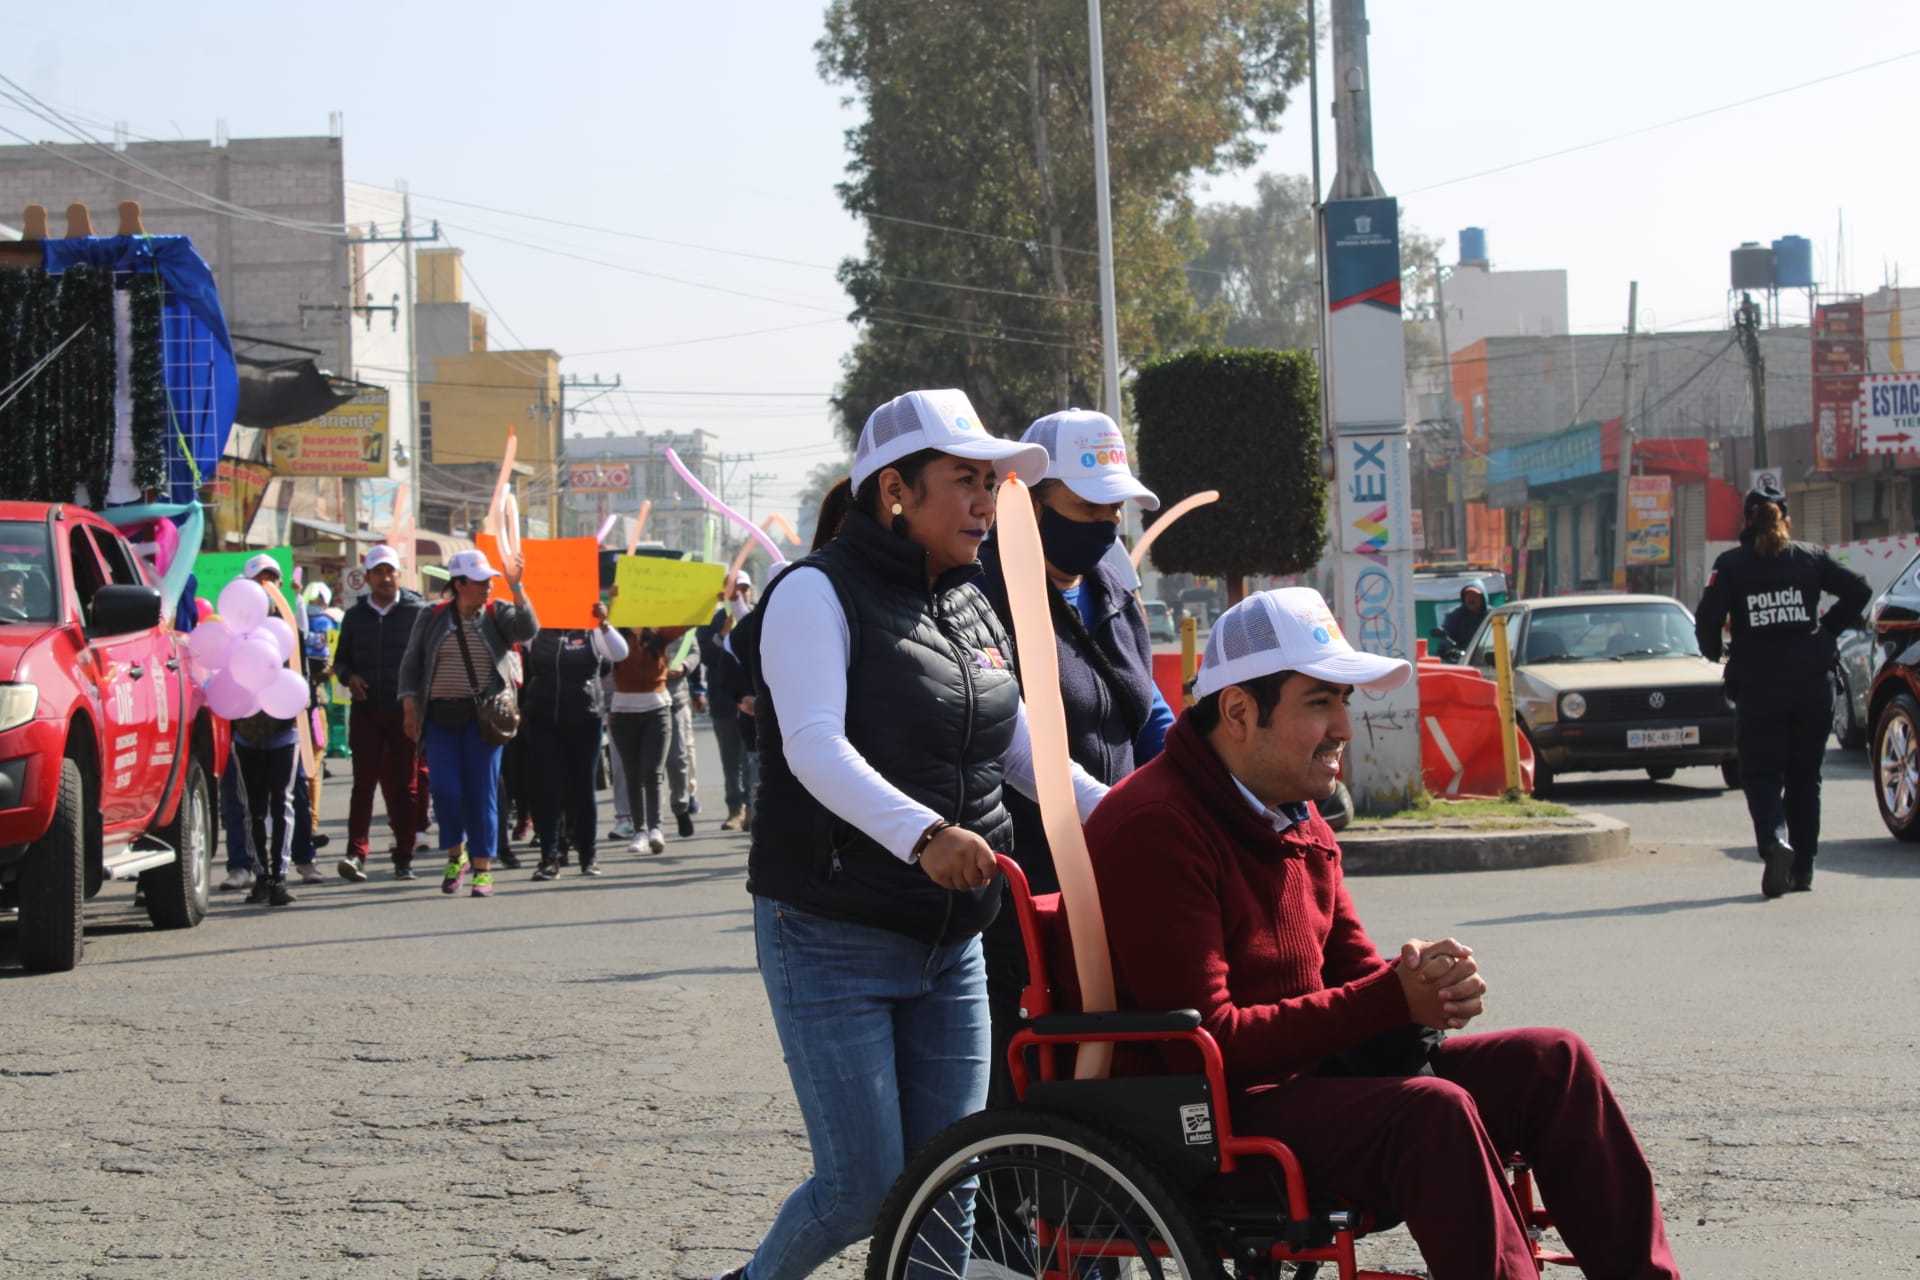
[415,248,563,536]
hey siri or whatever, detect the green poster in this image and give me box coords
[193,547,294,600]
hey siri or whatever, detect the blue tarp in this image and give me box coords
[39,235,237,505]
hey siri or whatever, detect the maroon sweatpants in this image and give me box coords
[346,706,427,862]
[1232,1027,1679,1280]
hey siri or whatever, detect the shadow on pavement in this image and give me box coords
[1461,894,1757,927]
[567,965,759,983]
[1714,834,1920,879]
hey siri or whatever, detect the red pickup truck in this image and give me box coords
[0,502,228,971]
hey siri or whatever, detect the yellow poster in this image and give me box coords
[1625,475,1672,565]
[270,389,391,478]
[607,556,726,629]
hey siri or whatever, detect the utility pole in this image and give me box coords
[1611,281,1639,590]
[559,374,622,536]
[347,204,439,561]
[1735,292,1769,471]
[1432,255,1466,557]
[745,472,776,524]
[1322,0,1419,813]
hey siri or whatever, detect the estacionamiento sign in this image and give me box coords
[1861,373,1920,455]
[270,389,391,478]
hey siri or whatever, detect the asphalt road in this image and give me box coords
[1,727,1915,1278]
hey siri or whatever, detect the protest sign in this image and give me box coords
[196,547,294,600]
[607,556,726,629]
[474,534,603,629]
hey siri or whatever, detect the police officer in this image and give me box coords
[1694,486,1870,898]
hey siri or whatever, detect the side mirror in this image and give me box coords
[91,585,163,637]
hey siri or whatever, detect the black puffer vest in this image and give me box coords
[976,535,1153,895]
[745,509,1021,945]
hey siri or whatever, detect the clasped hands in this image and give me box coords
[1395,937,1487,1031]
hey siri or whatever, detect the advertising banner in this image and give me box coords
[269,389,391,478]
[1860,372,1920,455]
[1625,475,1672,564]
[568,462,633,494]
[1333,432,1420,811]
[207,457,273,545]
[1813,300,1868,469]
[1323,197,1407,432]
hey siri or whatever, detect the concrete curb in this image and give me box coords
[1337,814,1632,875]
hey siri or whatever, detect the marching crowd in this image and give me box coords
[215,542,762,905]
[216,387,1697,1280]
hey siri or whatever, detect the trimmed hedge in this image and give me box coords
[1133,347,1326,588]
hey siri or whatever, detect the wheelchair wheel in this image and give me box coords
[866,1106,1219,1279]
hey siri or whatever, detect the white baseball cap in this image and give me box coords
[242,553,281,581]
[364,545,402,572]
[850,389,1050,493]
[1193,587,1412,700]
[1020,409,1159,509]
[445,549,502,582]
[733,570,753,587]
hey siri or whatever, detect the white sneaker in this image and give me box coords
[610,819,636,840]
[626,834,649,855]
[297,864,326,884]
[218,867,254,892]
[647,828,665,854]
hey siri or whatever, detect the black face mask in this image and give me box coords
[1038,505,1121,577]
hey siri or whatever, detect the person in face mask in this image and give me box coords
[973,408,1174,1111]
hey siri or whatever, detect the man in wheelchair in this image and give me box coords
[1085,588,1680,1280]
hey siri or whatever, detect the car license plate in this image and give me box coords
[1628,726,1698,748]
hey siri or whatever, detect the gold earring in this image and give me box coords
[891,502,904,516]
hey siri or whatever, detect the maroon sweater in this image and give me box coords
[1086,714,1412,1089]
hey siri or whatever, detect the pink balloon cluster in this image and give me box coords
[186,578,309,722]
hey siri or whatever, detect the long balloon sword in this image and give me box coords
[664,448,787,566]
[995,476,1115,1079]
[626,500,653,555]
[1130,489,1220,570]
[484,428,518,537]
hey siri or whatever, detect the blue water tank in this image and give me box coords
[1459,226,1488,264]
[1772,235,1814,288]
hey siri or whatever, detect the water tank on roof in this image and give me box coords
[1731,242,1773,291]
[1772,235,1814,288]
[1459,226,1487,265]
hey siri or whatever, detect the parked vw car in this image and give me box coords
[1456,594,1738,797]
[1833,625,1873,751]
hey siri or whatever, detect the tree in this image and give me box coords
[818,0,1311,445]
[1132,346,1324,603]
[794,454,855,550]
[1188,172,1319,352]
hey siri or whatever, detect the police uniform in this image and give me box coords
[1693,490,1869,895]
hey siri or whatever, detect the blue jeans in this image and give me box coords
[423,719,503,856]
[747,897,988,1280]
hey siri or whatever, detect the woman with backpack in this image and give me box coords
[399,548,539,898]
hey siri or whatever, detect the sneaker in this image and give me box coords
[498,848,522,871]
[609,819,635,841]
[676,810,695,838]
[393,860,416,881]
[297,863,326,884]
[626,834,649,855]
[268,881,296,907]
[741,808,751,834]
[533,861,558,881]
[688,795,702,816]
[512,816,532,842]
[470,872,494,898]
[338,855,369,882]
[580,861,602,877]
[441,851,470,895]
[719,806,747,832]
[647,828,666,854]
[713,1266,746,1280]
[245,878,272,905]
[311,833,332,850]
[219,867,255,892]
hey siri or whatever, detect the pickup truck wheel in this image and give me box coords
[141,757,212,929]
[18,757,85,972]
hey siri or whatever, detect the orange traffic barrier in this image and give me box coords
[1416,643,1535,798]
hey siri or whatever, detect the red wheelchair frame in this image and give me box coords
[995,854,1575,1278]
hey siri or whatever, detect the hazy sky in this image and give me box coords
[8,1,1918,520]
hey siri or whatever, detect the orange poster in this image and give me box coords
[474,534,603,630]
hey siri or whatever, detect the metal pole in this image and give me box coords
[1433,255,1465,557]
[1491,614,1523,798]
[1738,293,1770,471]
[402,188,421,585]
[1611,281,1638,589]
[1087,0,1122,432]
[1179,615,1198,707]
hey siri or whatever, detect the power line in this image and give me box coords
[1403,48,1920,196]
